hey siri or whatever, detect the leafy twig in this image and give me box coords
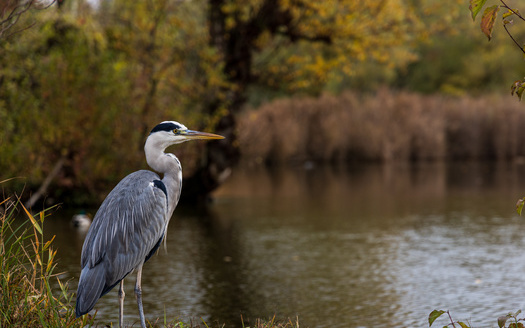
[499,0,525,21]
[469,0,525,99]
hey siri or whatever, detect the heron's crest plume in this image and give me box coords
[149,121,188,135]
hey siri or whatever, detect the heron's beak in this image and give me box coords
[183,130,225,140]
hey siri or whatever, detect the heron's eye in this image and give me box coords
[173,129,179,134]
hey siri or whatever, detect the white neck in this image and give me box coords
[144,133,183,216]
[145,134,177,173]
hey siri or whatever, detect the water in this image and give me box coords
[42,162,525,327]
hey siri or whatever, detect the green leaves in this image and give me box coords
[429,309,525,328]
[468,1,500,40]
[429,310,445,326]
[498,310,522,328]
[470,0,488,21]
[499,315,511,328]
[481,5,500,40]
[429,310,472,328]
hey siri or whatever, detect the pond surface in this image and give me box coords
[43,162,525,328]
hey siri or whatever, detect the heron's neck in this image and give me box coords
[145,138,183,216]
[159,154,182,217]
[146,150,180,177]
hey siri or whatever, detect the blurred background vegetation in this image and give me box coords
[1,0,525,206]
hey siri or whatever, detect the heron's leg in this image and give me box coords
[118,280,125,328]
[135,263,147,328]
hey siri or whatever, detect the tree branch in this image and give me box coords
[499,0,525,22]
[503,23,525,54]
[25,155,66,209]
[0,0,56,40]
[1,0,34,39]
[498,0,525,54]
[276,30,332,44]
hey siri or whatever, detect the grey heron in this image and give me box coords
[75,121,224,327]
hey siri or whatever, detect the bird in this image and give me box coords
[71,213,91,231]
[75,121,224,328]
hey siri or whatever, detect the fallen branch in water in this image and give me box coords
[25,155,65,209]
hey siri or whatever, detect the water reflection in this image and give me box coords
[43,162,525,327]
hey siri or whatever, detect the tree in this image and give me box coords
[183,0,427,201]
[0,1,230,205]
[0,0,439,204]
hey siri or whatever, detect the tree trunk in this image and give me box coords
[180,108,239,203]
[181,0,248,202]
[181,0,295,202]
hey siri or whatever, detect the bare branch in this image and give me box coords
[497,0,525,54]
[276,30,332,44]
[0,0,56,40]
[503,23,525,54]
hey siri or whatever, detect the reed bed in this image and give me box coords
[0,196,94,327]
[238,89,525,164]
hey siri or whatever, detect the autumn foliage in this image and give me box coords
[0,0,524,204]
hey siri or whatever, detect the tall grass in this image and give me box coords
[242,316,300,328]
[238,89,525,164]
[0,196,93,327]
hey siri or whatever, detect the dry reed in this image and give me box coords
[0,196,94,327]
[238,89,525,164]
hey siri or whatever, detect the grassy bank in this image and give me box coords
[238,89,525,165]
[0,195,301,327]
[0,196,93,327]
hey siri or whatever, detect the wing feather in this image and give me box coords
[78,170,168,306]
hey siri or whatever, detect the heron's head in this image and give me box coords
[145,121,224,173]
[148,121,224,147]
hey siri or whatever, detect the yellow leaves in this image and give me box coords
[480,5,500,40]
[247,0,426,94]
[273,0,424,88]
[221,0,265,26]
[252,30,271,50]
[288,1,337,38]
[46,248,57,274]
[225,16,236,31]
[307,55,331,78]
[24,206,42,235]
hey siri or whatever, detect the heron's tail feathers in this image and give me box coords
[75,265,105,317]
